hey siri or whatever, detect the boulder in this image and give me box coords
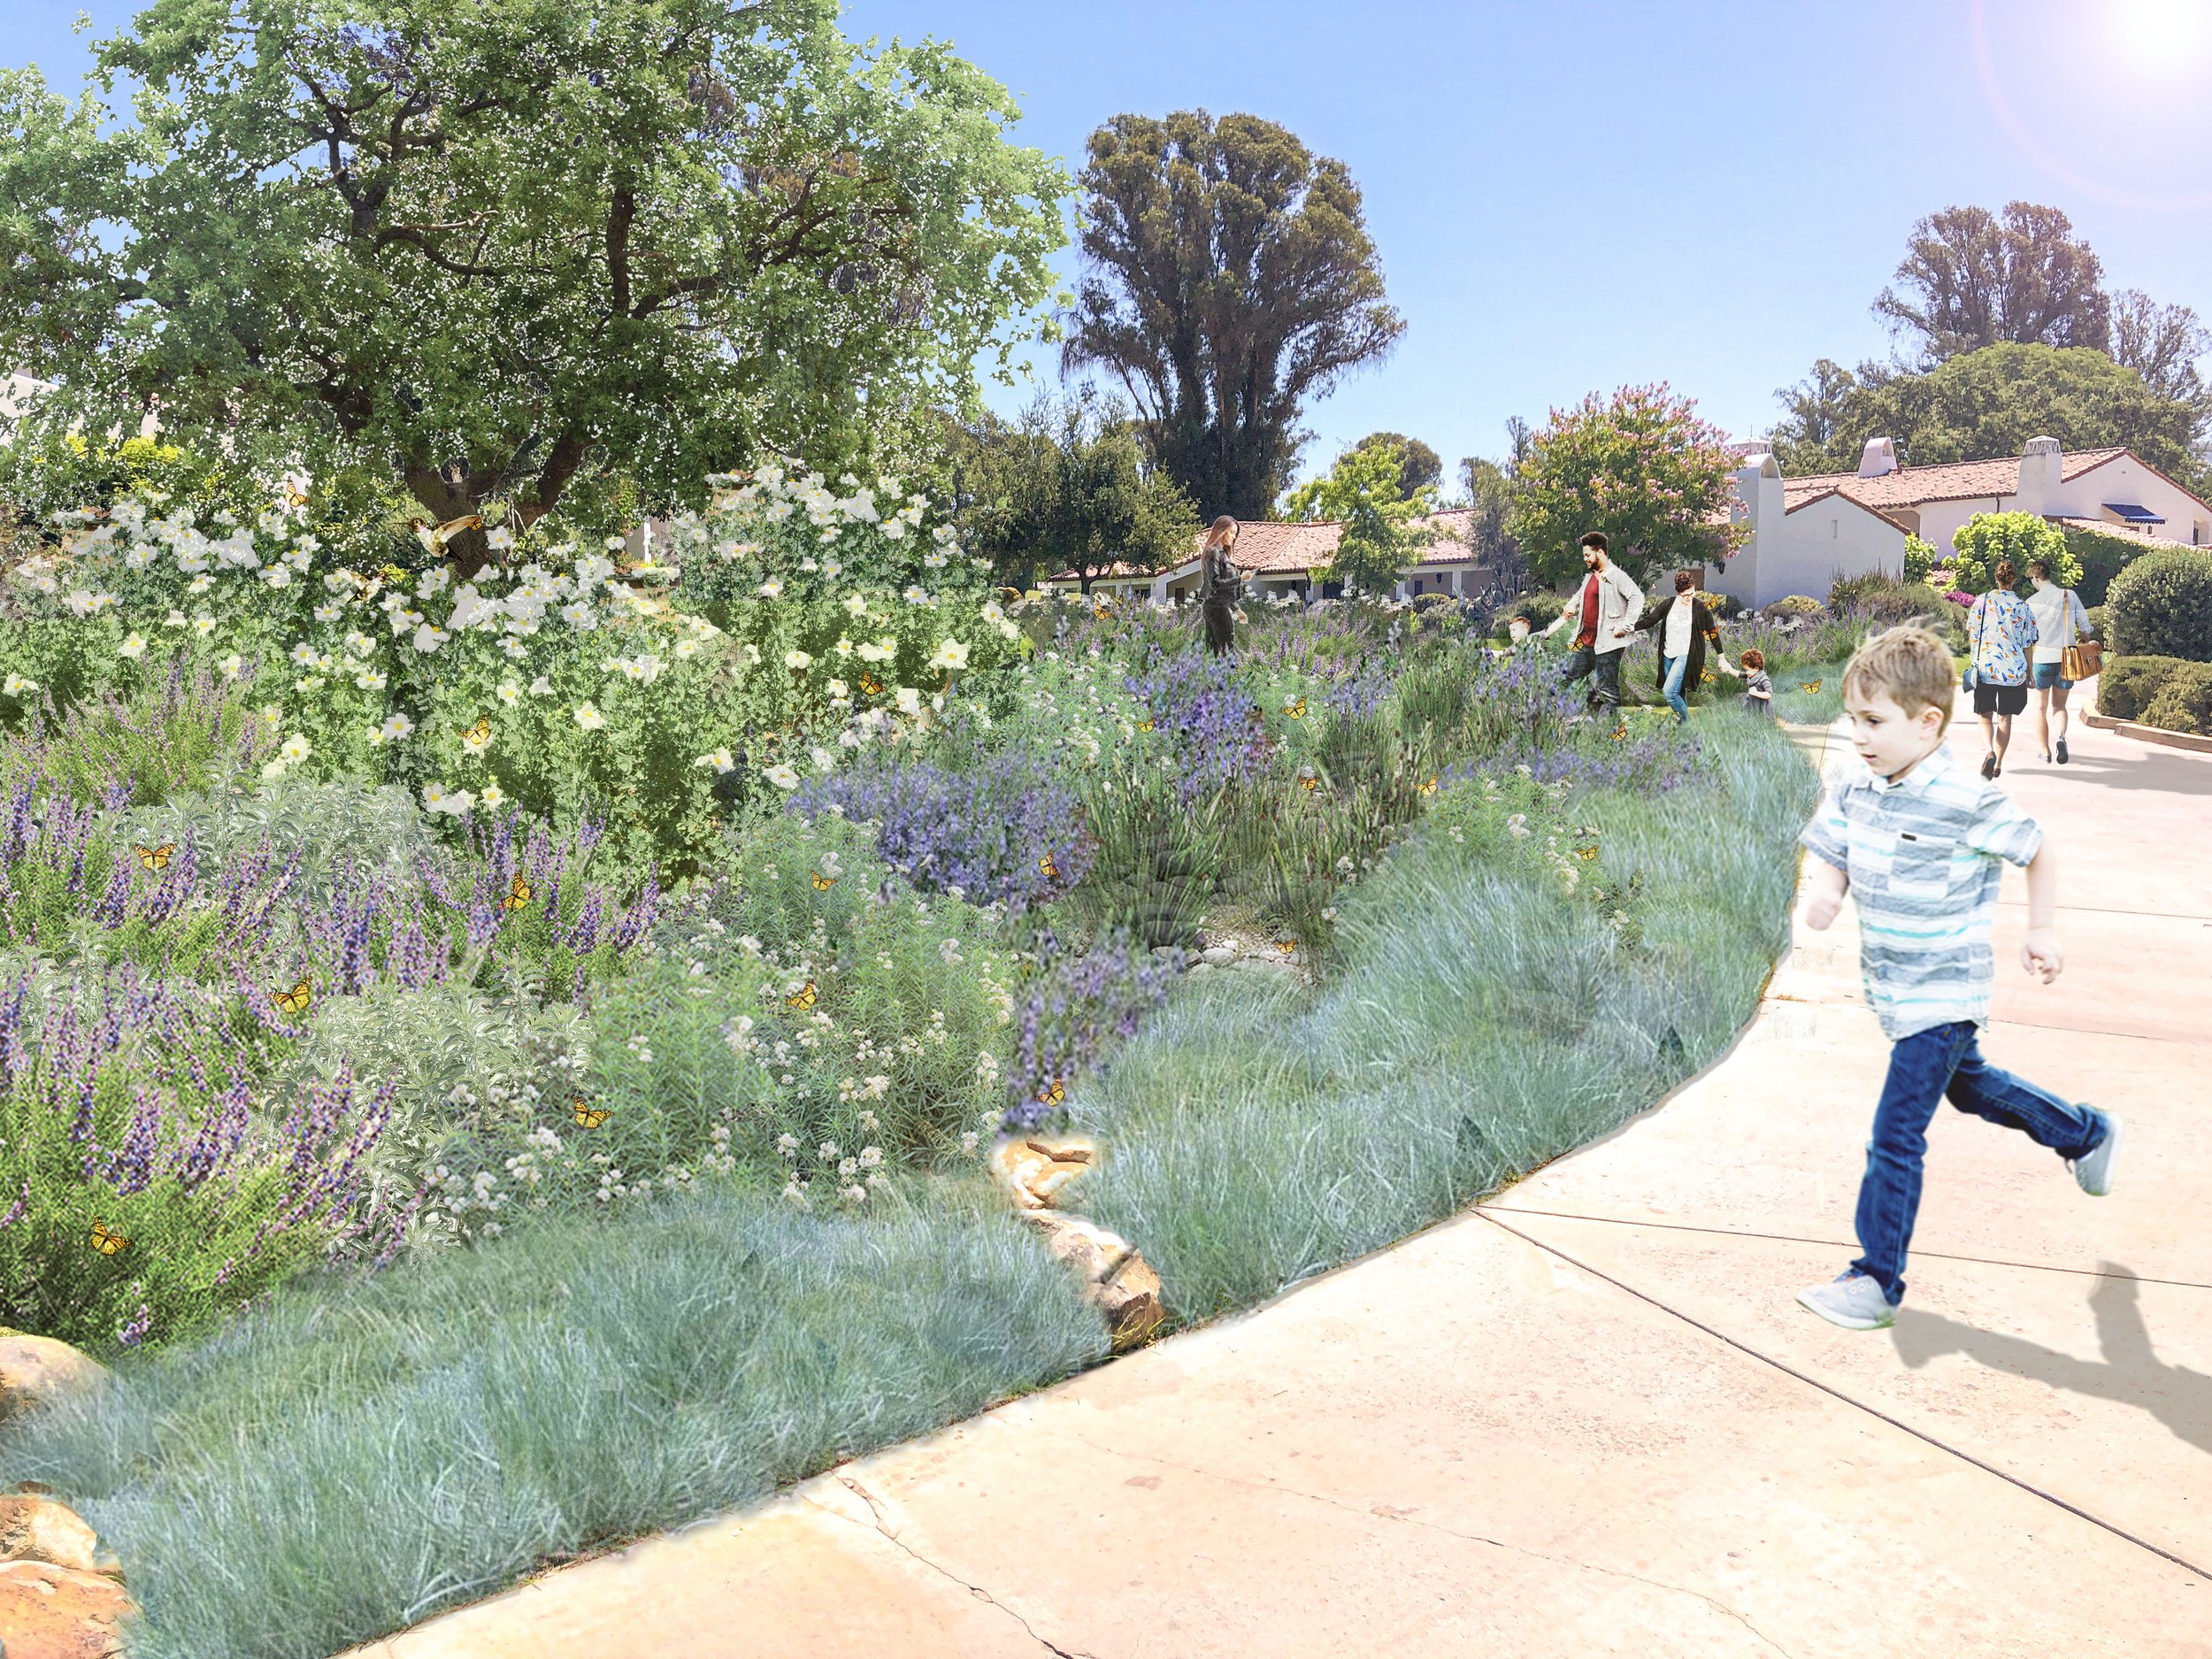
[1020,1213,1166,1350]
[0,1559,134,1659]
[1199,943,1236,965]
[986,1135,1096,1211]
[0,1336,111,1425]
[0,1494,101,1575]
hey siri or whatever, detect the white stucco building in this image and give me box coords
[1709,435,2212,607]
[1043,509,1502,604]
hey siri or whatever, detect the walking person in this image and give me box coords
[2024,557,2093,764]
[1795,625,2118,1332]
[1635,570,1739,723]
[1965,559,2038,778]
[1198,516,1245,658]
[1550,532,1644,728]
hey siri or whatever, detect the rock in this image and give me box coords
[0,1559,134,1659]
[0,1495,101,1575]
[0,1337,110,1426]
[1019,1214,1166,1350]
[986,1135,1097,1211]
[1200,944,1236,965]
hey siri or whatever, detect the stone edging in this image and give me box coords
[1,1334,135,1655]
[987,1136,1166,1350]
[2080,710,2212,755]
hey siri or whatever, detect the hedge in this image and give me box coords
[2098,656,2212,734]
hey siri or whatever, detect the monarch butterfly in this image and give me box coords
[273,978,313,1017]
[786,980,818,1010]
[1609,727,1629,741]
[1284,696,1307,718]
[1800,680,1823,693]
[463,715,491,745]
[811,872,837,890]
[1038,852,1059,880]
[858,672,883,695]
[1276,939,1297,955]
[572,1099,609,1129]
[1418,776,1439,795]
[1035,1079,1065,1107]
[89,1220,129,1256]
[502,874,533,910]
[134,841,176,872]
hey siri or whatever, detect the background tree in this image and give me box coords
[1063,109,1403,521]
[951,392,1195,593]
[1283,438,1435,595]
[1351,431,1441,499]
[0,0,1067,573]
[1766,343,2204,489]
[1875,202,2110,364]
[2110,288,2212,424]
[1507,385,1745,588]
[1455,443,1528,604]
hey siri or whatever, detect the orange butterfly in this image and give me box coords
[811,872,837,890]
[572,1099,609,1129]
[1418,776,1439,795]
[1034,1079,1065,1107]
[89,1220,129,1256]
[273,978,313,1016]
[1275,939,1297,955]
[502,874,533,910]
[134,841,176,871]
[786,980,818,1010]
[1038,852,1059,879]
[1284,696,1307,718]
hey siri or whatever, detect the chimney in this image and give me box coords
[1856,437,1898,478]
[2016,435,2062,517]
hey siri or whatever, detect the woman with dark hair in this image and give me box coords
[1966,558,2039,778]
[1635,570,1738,722]
[1200,515,1245,657]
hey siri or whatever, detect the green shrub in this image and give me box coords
[1902,534,1937,586]
[2085,603,2109,640]
[1762,595,1825,618]
[2141,665,2212,735]
[2107,548,2212,662]
[2062,523,2149,607]
[2094,656,2192,720]
[1952,511,2078,595]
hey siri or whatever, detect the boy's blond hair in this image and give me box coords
[1842,625,1957,731]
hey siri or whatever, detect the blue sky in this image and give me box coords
[11,0,2212,489]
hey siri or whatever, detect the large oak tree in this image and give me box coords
[0,0,1067,570]
[1063,110,1402,522]
[1875,201,2111,365]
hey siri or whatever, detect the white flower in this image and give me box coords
[479,782,506,810]
[217,652,244,680]
[460,724,492,756]
[260,758,288,780]
[856,640,892,664]
[929,639,970,672]
[411,623,449,654]
[279,732,313,764]
[783,649,812,672]
[354,669,387,691]
[881,518,907,541]
[826,678,849,701]
[289,642,319,667]
[674,638,700,659]
[757,578,783,598]
[193,615,218,638]
[422,782,475,817]
[763,763,801,789]
[261,565,293,589]
[495,680,522,706]
[695,749,736,772]
[3,673,37,695]
[342,630,374,657]
[485,524,515,551]
[529,676,556,696]
[117,633,148,659]
[380,712,416,742]
[573,703,608,731]
[895,686,921,716]
[810,746,835,773]
[559,601,600,632]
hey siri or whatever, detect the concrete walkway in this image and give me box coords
[356,703,2212,1659]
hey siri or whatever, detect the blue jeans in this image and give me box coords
[1660,653,1689,722]
[1853,1020,2107,1304]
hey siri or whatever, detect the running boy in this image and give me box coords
[1795,626,2120,1331]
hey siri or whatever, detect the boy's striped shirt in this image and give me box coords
[1801,746,2043,1040]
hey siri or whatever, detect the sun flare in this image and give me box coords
[2110,0,2212,71]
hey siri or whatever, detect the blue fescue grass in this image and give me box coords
[2,1180,1104,1659]
[1071,710,1816,1319]
[1768,658,1850,726]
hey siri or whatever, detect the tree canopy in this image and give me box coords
[0,0,1068,570]
[949,393,1196,593]
[1283,438,1435,595]
[1350,431,1440,499]
[1876,201,2110,364]
[1507,386,1744,588]
[1063,109,1402,522]
[1769,343,2205,489]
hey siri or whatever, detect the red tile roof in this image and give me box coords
[2049,515,2197,552]
[1778,484,1917,534]
[1047,510,1480,584]
[1783,447,2130,511]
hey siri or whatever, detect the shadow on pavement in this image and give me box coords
[1890,1269,2212,1458]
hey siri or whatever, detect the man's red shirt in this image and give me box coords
[1575,571,1601,649]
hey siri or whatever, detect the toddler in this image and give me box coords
[1740,649,1773,717]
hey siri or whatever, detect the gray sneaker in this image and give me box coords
[1796,1271,1896,1330]
[2070,1110,2123,1197]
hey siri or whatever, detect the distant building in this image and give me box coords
[1,373,56,426]
[1709,435,2212,607]
[1042,509,1503,604]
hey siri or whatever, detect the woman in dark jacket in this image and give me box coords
[1199,516,1245,657]
[1635,571,1738,721]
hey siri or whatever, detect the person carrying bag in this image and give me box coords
[2025,556,2095,764]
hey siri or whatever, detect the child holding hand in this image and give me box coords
[1795,626,2119,1331]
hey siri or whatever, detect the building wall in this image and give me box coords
[1714,500,1904,607]
[1916,498,2007,555]
[2050,457,2211,545]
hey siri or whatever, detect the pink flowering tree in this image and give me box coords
[1508,384,1749,588]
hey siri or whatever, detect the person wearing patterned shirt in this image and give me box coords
[1793,626,2118,1332]
[1966,559,2039,779]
